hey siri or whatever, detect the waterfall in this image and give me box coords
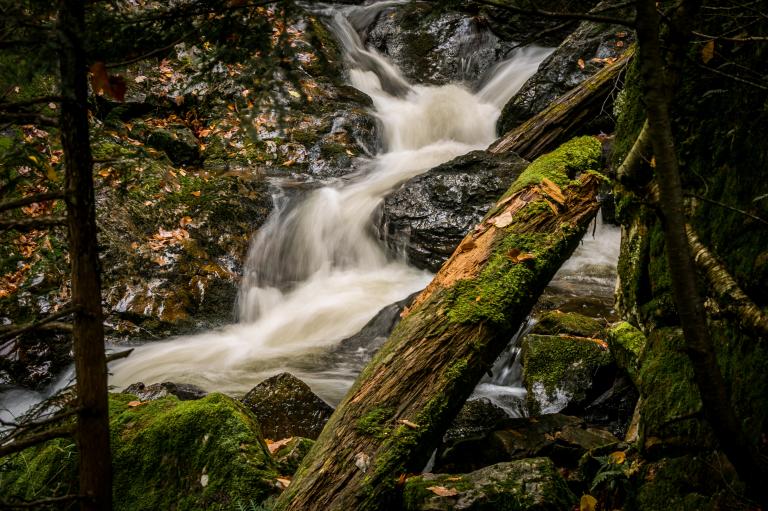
[109,2,551,403]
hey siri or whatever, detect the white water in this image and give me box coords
[108,3,551,404]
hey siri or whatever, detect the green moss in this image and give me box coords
[533,311,605,337]
[2,393,279,511]
[503,136,601,197]
[356,407,395,439]
[607,321,646,385]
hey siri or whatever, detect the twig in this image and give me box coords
[0,495,80,509]
[693,30,768,42]
[697,63,768,90]
[468,0,635,27]
[0,96,63,109]
[0,305,79,343]
[0,191,65,213]
[0,215,67,232]
[106,33,190,69]
[1,408,81,439]
[0,112,58,127]
[686,193,768,227]
[0,426,74,457]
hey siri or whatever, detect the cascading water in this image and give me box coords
[109,2,552,404]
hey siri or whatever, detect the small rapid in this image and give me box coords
[109,2,551,403]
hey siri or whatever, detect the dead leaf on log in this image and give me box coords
[577,58,586,70]
[506,248,535,264]
[276,477,291,489]
[426,486,459,497]
[266,437,294,454]
[397,419,420,429]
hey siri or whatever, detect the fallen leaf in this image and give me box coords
[491,211,514,228]
[615,40,625,47]
[609,450,627,464]
[426,486,459,497]
[276,477,291,489]
[398,419,420,429]
[190,190,201,197]
[127,401,144,407]
[179,216,193,227]
[616,31,627,38]
[580,494,598,511]
[507,248,535,263]
[702,40,715,64]
[577,58,586,70]
[266,437,294,454]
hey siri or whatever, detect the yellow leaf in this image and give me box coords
[702,40,715,64]
[609,450,627,464]
[288,90,301,98]
[127,401,144,407]
[580,494,598,511]
[190,190,201,197]
[426,486,459,497]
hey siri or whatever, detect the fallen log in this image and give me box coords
[275,137,605,511]
[489,46,634,160]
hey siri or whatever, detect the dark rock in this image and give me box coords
[379,150,528,271]
[271,436,315,475]
[364,3,514,86]
[444,398,510,444]
[122,381,208,401]
[145,124,200,166]
[241,372,334,440]
[404,458,576,511]
[521,333,614,415]
[435,414,618,474]
[497,0,635,134]
[580,373,639,439]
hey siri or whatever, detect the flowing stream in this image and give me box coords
[108,3,552,404]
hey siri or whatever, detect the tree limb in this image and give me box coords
[0,426,74,457]
[0,191,65,213]
[0,215,67,232]
[0,306,78,343]
[0,495,80,509]
[0,112,58,127]
[686,225,768,339]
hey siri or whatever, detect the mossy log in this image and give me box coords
[489,47,634,160]
[274,137,605,511]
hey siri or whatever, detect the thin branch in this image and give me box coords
[105,33,190,69]
[0,96,63,109]
[470,0,635,27]
[697,63,768,90]
[1,407,81,438]
[0,215,67,232]
[0,305,79,343]
[0,495,80,509]
[0,191,65,213]
[692,30,768,42]
[0,112,58,127]
[0,426,74,457]
[686,193,768,227]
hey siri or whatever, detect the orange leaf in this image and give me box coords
[127,401,144,407]
[266,437,294,454]
[397,419,420,429]
[609,450,627,464]
[701,40,715,64]
[190,190,201,197]
[426,486,459,497]
[577,58,585,70]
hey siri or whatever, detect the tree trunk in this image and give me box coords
[57,1,113,510]
[275,137,605,511]
[489,47,633,160]
[634,0,768,504]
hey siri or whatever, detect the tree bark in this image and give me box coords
[57,1,112,510]
[489,47,633,160]
[634,0,768,504]
[276,139,604,511]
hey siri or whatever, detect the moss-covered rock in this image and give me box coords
[0,393,280,510]
[521,333,613,415]
[606,321,646,385]
[403,458,577,511]
[532,310,605,338]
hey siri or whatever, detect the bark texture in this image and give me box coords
[489,47,633,160]
[275,137,604,511]
[57,1,113,509]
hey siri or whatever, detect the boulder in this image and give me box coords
[404,458,576,511]
[380,150,528,272]
[532,310,606,338]
[497,0,635,135]
[606,321,646,385]
[521,333,614,415]
[2,393,280,510]
[241,372,334,440]
[145,124,200,166]
[363,2,514,86]
[580,374,639,439]
[122,381,208,401]
[444,398,510,444]
[436,414,618,474]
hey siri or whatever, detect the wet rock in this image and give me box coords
[404,458,576,511]
[606,321,646,385]
[580,374,639,439]
[532,310,605,338]
[380,150,528,272]
[271,436,315,475]
[436,414,618,474]
[2,393,280,510]
[444,398,510,444]
[521,333,614,415]
[145,124,201,166]
[122,381,208,401]
[241,372,334,440]
[364,3,514,86]
[497,0,635,134]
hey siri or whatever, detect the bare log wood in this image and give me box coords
[275,137,605,511]
[490,47,634,160]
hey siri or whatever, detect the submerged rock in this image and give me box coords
[497,0,635,134]
[241,372,334,440]
[380,150,528,272]
[122,381,208,401]
[436,413,618,474]
[2,393,280,510]
[404,458,576,511]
